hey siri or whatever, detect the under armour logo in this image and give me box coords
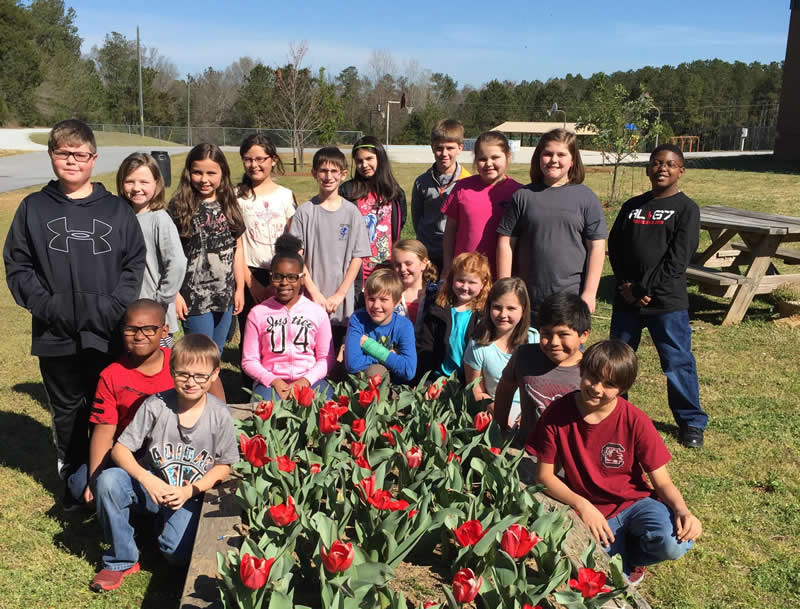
[47,217,113,254]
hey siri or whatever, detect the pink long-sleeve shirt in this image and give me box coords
[242,295,334,388]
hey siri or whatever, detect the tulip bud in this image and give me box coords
[452,568,482,604]
[406,446,422,468]
[320,540,354,573]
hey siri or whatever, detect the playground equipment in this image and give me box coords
[669,135,700,152]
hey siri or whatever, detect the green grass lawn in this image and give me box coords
[1,155,799,608]
[29,131,180,148]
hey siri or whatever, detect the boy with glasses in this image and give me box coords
[90,333,238,592]
[3,119,146,507]
[608,144,708,449]
[65,299,175,510]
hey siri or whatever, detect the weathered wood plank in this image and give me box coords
[730,242,800,264]
[687,264,746,286]
[702,206,800,233]
[722,234,784,324]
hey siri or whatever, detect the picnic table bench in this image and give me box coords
[688,205,800,324]
[179,405,650,609]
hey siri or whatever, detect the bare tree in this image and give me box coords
[367,49,397,85]
[273,41,336,168]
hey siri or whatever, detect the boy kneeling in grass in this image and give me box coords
[533,340,702,586]
[91,334,238,592]
[344,268,417,384]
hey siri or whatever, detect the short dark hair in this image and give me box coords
[49,119,96,154]
[312,147,347,171]
[125,298,166,325]
[580,340,638,394]
[649,143,685,164]
[171,333,220,371]
[537,292,591,334]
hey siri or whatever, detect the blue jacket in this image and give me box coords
[344,309,417,383]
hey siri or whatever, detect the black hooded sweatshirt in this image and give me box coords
[4,181,146,356]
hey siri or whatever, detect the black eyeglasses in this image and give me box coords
[172,371,213,383]
[271,272,304,284]
[52,150,95,162]
[122,325,162,337]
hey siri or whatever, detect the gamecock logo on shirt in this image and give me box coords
[601,443,625,468]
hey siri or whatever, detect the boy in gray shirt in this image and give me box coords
[290,147,371,348]
[90,334,238,592]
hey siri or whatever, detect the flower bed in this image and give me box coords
[217,374,629,609]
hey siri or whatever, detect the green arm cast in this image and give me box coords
[362,338,390,364]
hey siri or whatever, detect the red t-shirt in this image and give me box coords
[440,174,522,277]
[533,392,671,518]
[89,347,174,439]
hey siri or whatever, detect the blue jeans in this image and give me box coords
[252,378,333,402]
[95,467,201,570]
[604,497,693,573]
[610,309,708,430]
[182,306,234,355]
[67,463,88,501]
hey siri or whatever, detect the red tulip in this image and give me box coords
[500,524,542,559]
[406,446,423,468]
[368,373,383,390]
[254,400,274,420]
[408,509,419,518]
[351,418,366,436]
[381,424,403,446]
[310,463,321,474]
[453,519,486,547]
[275,455,297,472]
[239,433,269,467]
[269,495,298,526]
[239,553,275,590]
[319,406,342,434]
[569,567,611,599]
[522,605,543,609]
[358,475,376,499]
[293,385,315,407]
[473,411,492,432]
[337,395,350,408]
[425,383,443,400]
[427,422,447,442]
[447,452,462,463]
[489,447,501,455]
[367,489,395,510]
[423,601,439,608]
[452,568,482,604]
[351,441,366,458]
[320,540,354,573]
[358,388,377,406]
[355,455,371,469]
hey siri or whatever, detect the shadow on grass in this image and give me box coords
[652,419,681,440]
[0,410,58,492]
[688,291,777,325]
[12,381,49,411]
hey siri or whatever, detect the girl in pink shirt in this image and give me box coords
[441,131,522,279]
[242,247,334,402]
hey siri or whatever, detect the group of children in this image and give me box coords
[3,117,705,591]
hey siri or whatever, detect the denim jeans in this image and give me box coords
[67,463,88,501]
[252,378,333,402]
[604,497,693,573]
[610,309,708,430]
[95,467,201,570]
[182,306,234,355]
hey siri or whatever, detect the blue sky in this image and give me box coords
[67,0,790,87]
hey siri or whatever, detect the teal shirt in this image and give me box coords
[439,309,473,377]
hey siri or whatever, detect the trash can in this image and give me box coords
[151,150,171,187]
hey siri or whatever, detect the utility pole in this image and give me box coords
[137,26,144,137]
[187,75,192,146]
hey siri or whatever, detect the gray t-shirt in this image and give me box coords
[501,344,581,448]
[136,209,187,332]
[117,390,238,486]
[289,198,371,325]
[497,184,607,311]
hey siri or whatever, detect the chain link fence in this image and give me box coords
[87,124,363,148]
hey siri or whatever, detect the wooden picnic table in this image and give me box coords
[688,205,800,324]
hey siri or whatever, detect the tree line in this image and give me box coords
[1,1,783,150]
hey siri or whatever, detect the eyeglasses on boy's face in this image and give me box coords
[122,325,162,337]
[649,160,682,170]
[172,371,213,384]
[51,150,96,162]
[271,272,304,284]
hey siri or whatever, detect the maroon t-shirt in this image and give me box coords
[90,347,174,439]
[533,392,671,518]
